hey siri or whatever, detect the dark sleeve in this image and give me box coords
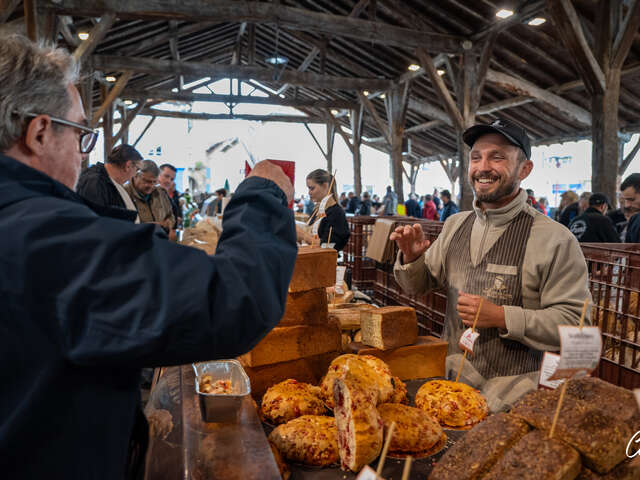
[602,216,621,243]
[319,205,350,251]
[25,176,297,368]
[626,214,640,243]
[76,174,112,208]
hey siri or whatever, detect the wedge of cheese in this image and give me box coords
[360,306,417,350]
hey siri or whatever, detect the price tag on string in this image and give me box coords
[356,465,383,480]
[549,325,601,381]
[538,352,565,390]
[458,328,480,355]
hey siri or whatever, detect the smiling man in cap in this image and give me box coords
[391,118,590,412]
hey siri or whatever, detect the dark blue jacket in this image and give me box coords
[440,201,459,222]
[0,153,297,479]
[626,212,640,243]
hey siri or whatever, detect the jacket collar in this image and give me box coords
[472,188,528,228]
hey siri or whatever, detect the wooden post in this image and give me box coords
[386,83,410,204]
[457,47,477,211]
[326,122,336,173]
[23,0,38,42]
[351,105,364,196]
[118,105,128,145]
[100,83,114,162]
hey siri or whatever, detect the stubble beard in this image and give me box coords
[469,171,520,204]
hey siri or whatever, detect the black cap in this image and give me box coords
[463,118,531,159]
[589,193,609,206]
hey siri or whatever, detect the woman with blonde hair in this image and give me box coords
[297,169,350,251]
[557,190,579,225]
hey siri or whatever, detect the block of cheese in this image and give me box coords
[280,288,328,326]
[360,306,418,350]
[348,336,447,380]
[289,246,337,293]
[243,351,340,398]
[238,322,341,367]
[328,304,377,330]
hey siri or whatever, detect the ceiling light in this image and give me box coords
[105,75,116,82]
[265,55,288,65]
[496,9,514,19]
[330,109,339,115]
[437,69,446,76]
[363,90,370,97]
[380,93,386,99]
[124,100,133,105]
[171,87,179,93]
[528,17,546,26]
[78,32,90,41]
[408,64,420,72]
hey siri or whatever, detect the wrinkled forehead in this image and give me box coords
[470,133,519,154]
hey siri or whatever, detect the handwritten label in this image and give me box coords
[538,352,565,390]
[627,430,640,459]
[356,465,382,480]
[458,328,480,355]
[549,325,602,380]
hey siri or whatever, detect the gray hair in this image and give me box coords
[137,159,159,177]
[0,34,79,152]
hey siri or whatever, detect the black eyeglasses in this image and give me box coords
[17,112,99,154]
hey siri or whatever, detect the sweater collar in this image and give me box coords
[472,189,528,228]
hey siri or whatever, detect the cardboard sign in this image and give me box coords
[356,465,383,480]
[538,352,565,390]
[458,328,480,355]
[366,219,396,263]
[549,325,602,380]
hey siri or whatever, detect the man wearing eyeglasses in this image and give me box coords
[0,35,297,480]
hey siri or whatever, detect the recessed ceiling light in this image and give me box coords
[380,93,386,99]
[124,100,133,105]
[437,69,446,76]
[363,90,370,96]
[496,9,514,19]
[78,32,89,40]
[528,17,546,26]
[408,64,420,71]
[265,55,288,65]
[330,109,339,115]
[171,87,179,93]
[105,75,116,82]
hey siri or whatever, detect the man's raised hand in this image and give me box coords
[389,223,430,264]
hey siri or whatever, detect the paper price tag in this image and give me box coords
[356,465,382,480]
[538,352,565,390]
[458,328,480,355]
[549,326,602,381]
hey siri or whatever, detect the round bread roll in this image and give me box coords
[415,380,488,428]
[261,379,326,425]
[321,354,393,408]
[377,403,444,453]
[390,376,408,404]
[268,415,339,467]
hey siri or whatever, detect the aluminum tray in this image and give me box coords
[193,359,251,422]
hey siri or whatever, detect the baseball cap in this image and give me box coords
[588,193,609,206]
[463,118,531,159]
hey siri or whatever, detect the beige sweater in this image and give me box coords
[394,189,591,352]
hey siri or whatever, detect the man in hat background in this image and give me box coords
[391,118,590,412]
[569,193,620,243]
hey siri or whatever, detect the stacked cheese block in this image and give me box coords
[347,305,449,380]
[239,247,342,398]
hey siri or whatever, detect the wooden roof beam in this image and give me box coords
[93,55,393,91]
[0,0,20,24]
[73,13,116,62]
[358,91,391,145]
[546,0,606,95]
[140,109,325,123]
[49,0,464,52]
[91,71,133,128]
[471,0,546,42]
[612,0,640,70]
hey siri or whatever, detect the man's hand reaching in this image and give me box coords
[389,223,431,264]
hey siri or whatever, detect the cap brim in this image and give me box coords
[462,125,524,153]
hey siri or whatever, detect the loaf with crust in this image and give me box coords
[268,415,339,467]
[429,413,530,480]
[261,379,326,425]
[377,403,444,454]
[415,379,488,428]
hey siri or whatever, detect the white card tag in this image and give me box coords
[458,328,480,355]
[356,465,382,480]
[538,352,565,390]
[335,266,347,294]
[549,326,602,381]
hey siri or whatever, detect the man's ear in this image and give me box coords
[24,115,53,157]
[518,159,534,181]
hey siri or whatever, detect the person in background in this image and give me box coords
[346,191,360,214]
[607,203,628,242]
[125,160,175,236]
[297,169,350,251]
[537,197,548,216]
[383,185,398,216]
[578,191,591,213]
[621,173,640,242]
[405,193,421,218]
[76,144,142,222]
[391,118,589,412]
[372,194,382,212]
[569,193,620,243]
[525,189,543,213]
[0,34,296,480]
[303,194,315,215]
[439,189,458,222]
[205,188,227,216]
[339,192,348,208]
[158,164,182,228]
[558,190,580,226]
[432,188,442,214]
[422,194,438,220]
[358,191,372,216]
